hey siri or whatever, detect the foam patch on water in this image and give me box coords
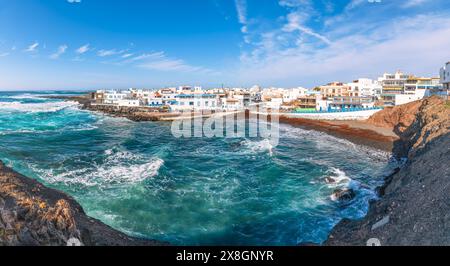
[240,139,274,156]
[0,101,78,113]
[4,93,45,100]
[327,168,352,187]
[31,149,164,187]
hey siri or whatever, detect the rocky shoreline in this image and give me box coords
[39,94,450,246]
[0,161,167,246]
[325,96,450,246]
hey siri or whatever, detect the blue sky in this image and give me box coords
[0,0,450,90]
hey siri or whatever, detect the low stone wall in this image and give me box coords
[275,109,382,121]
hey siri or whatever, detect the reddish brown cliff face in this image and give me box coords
[366,100,422,135]
[326,96,450,246]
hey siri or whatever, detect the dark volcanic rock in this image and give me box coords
[0,161,167,246]
[331,188,356,202]
[324,176,337,184]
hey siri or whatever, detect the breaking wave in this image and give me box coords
[240,139,274,156]
[31,150,164,187]
[0,101,78,113]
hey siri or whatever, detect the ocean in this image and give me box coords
[0,91,395,245]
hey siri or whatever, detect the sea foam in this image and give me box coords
[0,101,78,113]
[31,149,164,187]
[241,139,274,156]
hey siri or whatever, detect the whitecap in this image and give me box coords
[5,93,45,100]
[30,149,164,187]
[326,168,352,187]
[0,101,78,113]
[240,139,274,156]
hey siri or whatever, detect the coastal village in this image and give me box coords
[89,62,450,116]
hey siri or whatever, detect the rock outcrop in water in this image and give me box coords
[326,96,450,246]
[0,161,166,246]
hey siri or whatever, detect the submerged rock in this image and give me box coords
[324,176,337,184]
[331,188,356,202]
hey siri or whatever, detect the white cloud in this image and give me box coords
[121,53,134,58]
[237,14,450,87]
[0,52,9,57]
[234,0,250,36]
[76,44,90,54]
[67,0,82,3]
[402,0,429,8]
[50,44,68,59]
[279,0,311,8]
[97,49,126,57]
[282,12,331,45]
[125,51,213,74]
[235,0,247,24]
[24,42,39,52]
[127,52,165,62]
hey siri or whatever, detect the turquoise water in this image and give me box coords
[0,91,395,245]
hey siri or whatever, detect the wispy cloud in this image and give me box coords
[125,51,214,74]
[282,12,331,45]
[121,53,134,58]
[402,0,429,8]
[235,0,250,38]
[24,42,39,52]
[0,52,9,57]
[238,13,450,86]
[97,49,125,57]
[76,44,90,54]
[67,0,82,3]
[50,44,68,59]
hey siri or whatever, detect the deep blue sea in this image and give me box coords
[0,91,396,245]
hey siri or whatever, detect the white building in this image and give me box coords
[282,87,308,103]
[171,94,219,111]
[440,62,450,93]
[104,90,130,105]
[117,98,141,107]
[348,78,382,98]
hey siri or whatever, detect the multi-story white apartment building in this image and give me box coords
[282,87,308,103]
[440,62,450,96]
[378,71,410,106]
[103,90,131,105]
[348,78,382,98]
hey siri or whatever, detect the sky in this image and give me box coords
[0,0,450,90]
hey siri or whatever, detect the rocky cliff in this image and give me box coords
[326,96,450,246]
[0,162,166,246]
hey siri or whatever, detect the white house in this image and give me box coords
[104,90,130,105]
[171,94,219,111]
[282,87,308,103]
[117,98,141,107]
